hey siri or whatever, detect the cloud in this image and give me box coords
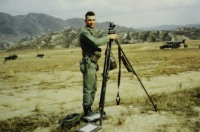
[0,0,200,27]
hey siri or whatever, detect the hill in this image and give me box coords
[0,12,68,36]
[0,12,134,49]
[6,26,200,51]
[141,24,200,31]
[0,12,133,36]
[0,12,200,50]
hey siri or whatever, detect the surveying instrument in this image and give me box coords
[99,22,157,126]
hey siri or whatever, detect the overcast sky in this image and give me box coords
[0,0,200,28]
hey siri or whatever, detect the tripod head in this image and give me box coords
[108,22,116,34]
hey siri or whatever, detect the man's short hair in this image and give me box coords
[85,11,95,19]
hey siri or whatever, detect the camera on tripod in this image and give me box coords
[108,22,116,34]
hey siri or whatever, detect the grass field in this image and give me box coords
[1,40,199,77]
[0,40,199,131]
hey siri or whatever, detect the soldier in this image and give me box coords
[79,11,117,116]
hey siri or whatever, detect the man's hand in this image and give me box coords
[108,34,118,40]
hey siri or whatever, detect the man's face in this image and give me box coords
[85,15,96,28]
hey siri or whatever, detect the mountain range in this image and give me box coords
[0,12,200,50]
[1,12,200,36]
[0,12,134,36]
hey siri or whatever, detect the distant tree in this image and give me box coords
[139,32,149,42]
[161,32,172,41]
[147,35,156,42]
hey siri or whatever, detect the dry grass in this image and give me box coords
[124,87,200,114]
[0,113,61,132]
[33,103,42,113]
[123,86,200,131]
[0,40,199,79]
[98,40,200,81]
[0,48,80,78]
[0,87,199,132]
[0,40,199,131]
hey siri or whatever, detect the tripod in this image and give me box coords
[99,23,157,126]
[99,38,113,126]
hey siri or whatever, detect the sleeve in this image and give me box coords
[80,30,109,48]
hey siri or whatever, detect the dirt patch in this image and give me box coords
[0,70,199,131]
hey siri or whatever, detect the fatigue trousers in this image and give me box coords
[80,57,98,107]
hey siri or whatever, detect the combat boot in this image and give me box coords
[83,105,93,116]
[89,106,93,112]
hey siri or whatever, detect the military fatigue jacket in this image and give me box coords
[79,27,109,57]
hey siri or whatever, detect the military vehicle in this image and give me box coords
[160,39,188,49]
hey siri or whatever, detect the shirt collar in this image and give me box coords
[85,26,94,35]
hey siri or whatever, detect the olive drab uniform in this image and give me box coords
[79,27,109,115]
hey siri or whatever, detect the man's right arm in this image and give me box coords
[80,31,108,47]
[80,29,118,47]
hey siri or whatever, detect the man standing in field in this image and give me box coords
[79,11,117,116]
